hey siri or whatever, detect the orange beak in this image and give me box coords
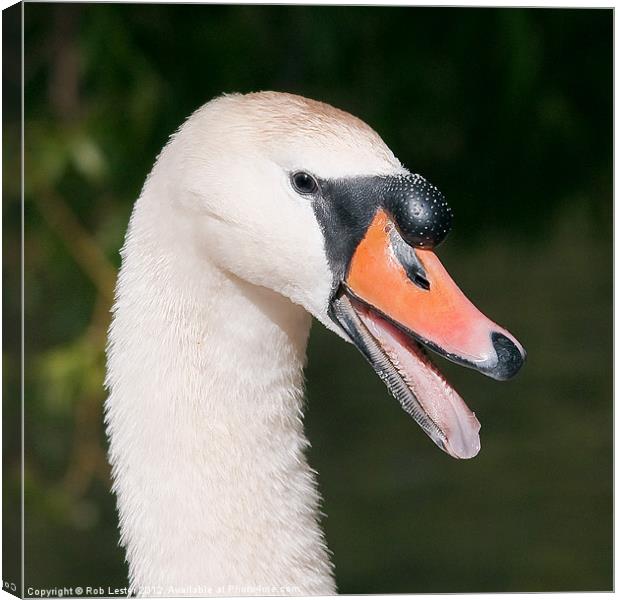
[345,210,525,378]
[330,210,525,459]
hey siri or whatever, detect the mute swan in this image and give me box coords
[105,91,525,596]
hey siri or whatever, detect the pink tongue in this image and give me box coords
[357,306,481,459]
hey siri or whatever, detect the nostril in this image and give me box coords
[413,274,430,291]
[388,227,432,291]
[490,332,525,380]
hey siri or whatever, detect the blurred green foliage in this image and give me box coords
[4,3,611,593]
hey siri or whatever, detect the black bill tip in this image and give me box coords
[490,332,526,381]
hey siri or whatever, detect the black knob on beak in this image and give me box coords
[490,332,526,380]
[382,174,453,249]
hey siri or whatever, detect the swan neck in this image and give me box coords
[105,194,335,595]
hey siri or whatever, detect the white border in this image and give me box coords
[1,2,614,600]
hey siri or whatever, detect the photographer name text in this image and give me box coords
[27,586,128,597]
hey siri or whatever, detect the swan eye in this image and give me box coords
[291,171,318,195]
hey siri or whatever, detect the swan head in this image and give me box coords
[160,91,526,459]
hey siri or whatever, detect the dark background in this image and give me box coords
[4,3,612,594]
